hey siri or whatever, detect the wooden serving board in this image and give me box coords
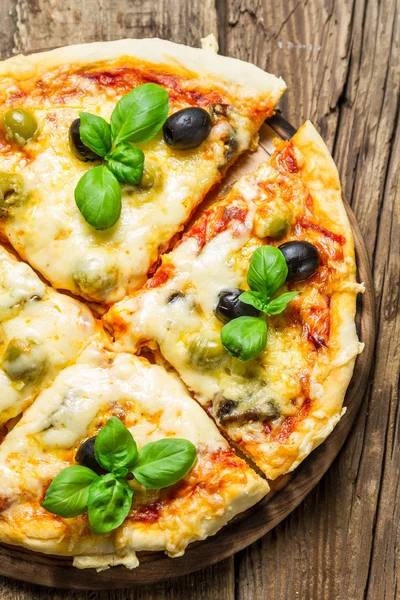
[0,117,375,590]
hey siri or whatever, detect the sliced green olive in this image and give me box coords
[0,172,26,215]
[188,332,225,368]
[2,109,38,146]
[254,200,293,240]
[73,257,118,300]
[2,338,47,383]
[139,160,162,190]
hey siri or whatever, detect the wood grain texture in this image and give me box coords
[0,0,398,598]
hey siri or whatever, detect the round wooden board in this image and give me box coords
[0,116,375,590]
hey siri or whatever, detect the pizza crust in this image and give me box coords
[0,37,286,105]
[235,122,364,478]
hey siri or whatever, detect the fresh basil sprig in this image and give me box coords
[79,112,112,158]
[105,143,145,185]
[74,83,169,230]
[110,83,169,146]
[221,246,298,361]
[133,438,197,489]
[75,165,121,230]
[41,417,197,535]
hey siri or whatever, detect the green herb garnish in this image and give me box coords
[41,417,197,535]
[221,246,298,361]
[74,83,169,230]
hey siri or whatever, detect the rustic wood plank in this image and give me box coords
[223,0,399,599]
[0,0,398,598]
[0,1,234,599]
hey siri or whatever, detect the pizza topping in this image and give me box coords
[2,338,47,383]
[221,246,298,360]
[2,108,38,146]
[163,107,212,149]
[278,241,320,282]
[42,417,197,535]
[188,332,225,368]
[74,165,122,230]
[253,199,293,240]
[72,83,169,230]
[0,172,26,215]
[215,288,261,323]
[138,156,162,190]
[72,256,118,301]
[68,117,102,162]
[216,394,279,425]
[75,436,107,475]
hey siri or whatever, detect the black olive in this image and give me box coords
[163,107,212,149]
[69,118,101,162]
[215,288,261,323]
[278,241,320,282]
[75,436,107,475]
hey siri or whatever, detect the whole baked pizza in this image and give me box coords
[0,36,364,570]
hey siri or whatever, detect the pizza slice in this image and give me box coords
[0,245,101,426]
[105,121,364,480]
[0,340,268,569]
[0,37,285,303]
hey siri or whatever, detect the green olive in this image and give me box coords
[254,201,293,240]
[2,338,47,383]
[188,332,225,368]
[73,257,118,300]
[2,109,38,146]
[139,160,162,190]
[0,172,26,215]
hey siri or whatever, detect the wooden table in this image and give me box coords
[0,1,398,598]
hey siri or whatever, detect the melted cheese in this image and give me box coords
[107,203,308,424]
[0,341,268,565]
[0,247,98,422]
[0,65,274,303]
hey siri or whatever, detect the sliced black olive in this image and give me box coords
[69,118,101,162]
[75,436,107,475]
[279,241,320,282]
[163,107,212,150]
[215,288,261,324]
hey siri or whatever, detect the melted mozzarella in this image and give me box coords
[0,247,98,422]
[0,341,267,566]
[1,93,258,303]
[108,196,308,429]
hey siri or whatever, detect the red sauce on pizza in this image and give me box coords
[274,397,312,443]
[145,264,174,289]
[128,502,161,524]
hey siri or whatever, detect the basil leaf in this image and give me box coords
[239,290,269,313]
[75,165,121,230]
[221,316,267,361]
[41,466,98,518]
[133,438,197,489]
[87,473,133,535]
[266,291,298,315]
[105,143,145,185]
[94,417,138,477]
[247,246,288,297]
[111,83,169,145]
[79,112,112,158]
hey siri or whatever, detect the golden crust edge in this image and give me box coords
[0,38,286,105]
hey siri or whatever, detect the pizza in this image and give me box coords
[0,36,285,303]
[0,340,267,568]
[0,244,101,427]
[105,121,364,480]
[0,36,363,573]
